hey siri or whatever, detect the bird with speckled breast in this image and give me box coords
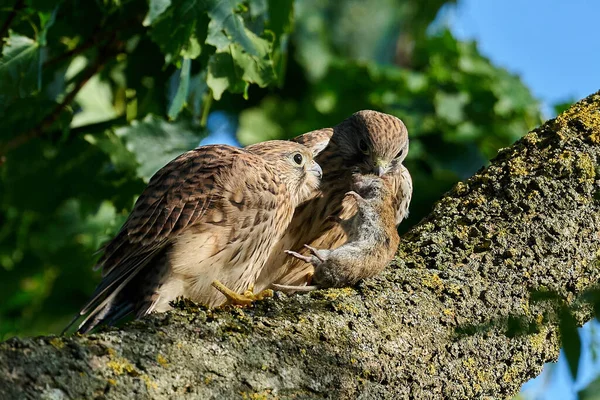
[254,110,412,292]
[274,171,409,292]
[65,140,322,333]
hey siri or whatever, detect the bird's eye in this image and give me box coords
[293,153,304,165]
[358,139,369,154]
[395,149,404,159]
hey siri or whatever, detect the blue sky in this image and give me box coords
[450,0,600,116]
[449,1,600,398]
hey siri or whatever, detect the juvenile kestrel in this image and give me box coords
[66,141,322,333]
[254,110,412,291]
[274,171,407,291]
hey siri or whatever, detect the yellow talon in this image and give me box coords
[212,280,273,306]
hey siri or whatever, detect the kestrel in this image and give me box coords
[66,141,322,333]
[274,171,407,291]
[253,110,412,291]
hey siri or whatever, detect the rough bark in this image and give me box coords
[2,92,600,400]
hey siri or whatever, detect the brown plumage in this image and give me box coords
[254,110,412,291]
[66,141,322,333]
[274,173,403,291]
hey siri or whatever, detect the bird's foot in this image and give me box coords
[212,280,273,306]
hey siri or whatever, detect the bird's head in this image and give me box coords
[247,140,322,206]
[332,110,409,176]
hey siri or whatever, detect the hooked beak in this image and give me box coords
[310,162,323,179]
[374,158,388,177]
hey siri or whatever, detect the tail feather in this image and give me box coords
[63,249,162,335]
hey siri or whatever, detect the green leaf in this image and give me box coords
[206,0,270,57]
[434,91,469,125]
[188,71,208,120]
[206,50,245,100]
[115,115,207,181]
[559,308,581,380]
[143,0,172,26]
[0,32,41,102]
[167,57,191,120]
[580,375,600,400]
[71,74,118,128]
[148,0,205,64]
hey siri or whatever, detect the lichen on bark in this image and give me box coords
[2,92,600,400]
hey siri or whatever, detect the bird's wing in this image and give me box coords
[292,128,333,157]
[72,145,272,329]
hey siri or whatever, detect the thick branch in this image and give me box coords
[2,93,600,399]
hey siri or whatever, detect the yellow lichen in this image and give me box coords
[156,354,168,367]
[332,301,360,315]
[321,287,354,300]
[508,157,529,176]
[241,390,271,400]
[521,301,530,316]
[422,273,444,293]
[530,329,548,352]
[555,94,600,143]
[463,357,476,371]
[49,337,65,350]
[576,153,596,183]
[107,354,136,376]
[141,374,158,390]
[428,364,436,375]
[447,284,462,297]
[523,131,541,145]
[107,379,116,386]
[454,181,468,195]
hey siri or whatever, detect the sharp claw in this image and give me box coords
[212,280,272,306]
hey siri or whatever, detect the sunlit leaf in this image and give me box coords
[144,0,172,26]
[0,32,41,102]
[206,0,270,57]
[115,114,207,181]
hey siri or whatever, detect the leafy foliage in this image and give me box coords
[0,0,543,345]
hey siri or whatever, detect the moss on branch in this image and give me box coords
[2,92,600,399]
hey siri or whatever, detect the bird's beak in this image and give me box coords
[374,158,388,176]
[310,162,323,179]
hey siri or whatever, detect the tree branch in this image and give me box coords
[1,92,600,399]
